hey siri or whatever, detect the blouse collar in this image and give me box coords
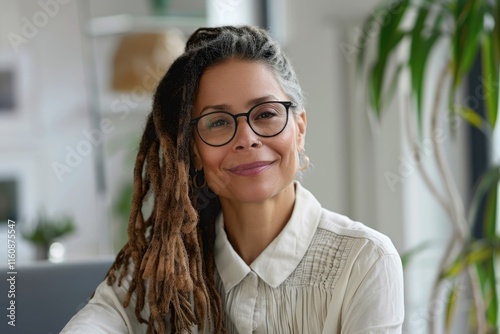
[214,181,322,292]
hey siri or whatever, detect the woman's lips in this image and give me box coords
[227,161,274,176]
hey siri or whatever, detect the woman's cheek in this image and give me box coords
[200,150,229,194]
[205,168,231,195]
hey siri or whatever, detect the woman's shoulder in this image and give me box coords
[316,208,399,257]
[61,259,151,333]
[290,207,402,294]
[295,182,398,258]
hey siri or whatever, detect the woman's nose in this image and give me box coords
[232,118,261,150]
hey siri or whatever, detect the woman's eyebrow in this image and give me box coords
[199,95,280,115]
[245,95,279,108]
[200,104,230,114]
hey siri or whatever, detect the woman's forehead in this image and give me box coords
[193,59,288,114]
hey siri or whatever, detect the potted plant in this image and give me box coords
[358,0,499,333]
[23,213,75,261]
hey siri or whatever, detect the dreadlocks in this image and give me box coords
[105,25,305,333]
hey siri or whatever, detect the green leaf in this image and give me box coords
[408,4,430,134]
[457,174,499,329]
[356,3,387,70]
[366,0,409,116]
[22,214,75,246]
[383,63,405,110]
[370,31,406,116]
[370,30,405,116]
[476,253,499,328]
[481,23,499,130]
[451,1,485,93]
[493,0,500,67]
[377,0,409,52]
[114,182,134,220]
[442,241,493,279]
[459,3,484,78]
[400,239,435,267]
[445,282,460,332]
[468,245,493,264]
[486,257,498,327]
[408,3,445,135]
[456,106,490,134]
[483,182,498,243]
[468,165,500,233]
[369,60,387,117]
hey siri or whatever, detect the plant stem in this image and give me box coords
[428,237,459,334]
[426,63,486,333]
[468,266,487,334]
[429,67,468,242]
[404,97,451,216]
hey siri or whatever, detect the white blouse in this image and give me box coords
[62,182,404,333]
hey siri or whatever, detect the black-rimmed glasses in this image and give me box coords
[190,101,293,147]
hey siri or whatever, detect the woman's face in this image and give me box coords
[191,58,306,204]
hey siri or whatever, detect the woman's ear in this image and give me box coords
[191,141,203,170]
[295,110,307,151]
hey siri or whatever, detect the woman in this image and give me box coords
[62,26,404,333]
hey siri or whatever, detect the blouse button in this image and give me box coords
[248,273,256,282]
[252,320,257,330]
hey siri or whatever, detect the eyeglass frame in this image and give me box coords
[190,100,295,147]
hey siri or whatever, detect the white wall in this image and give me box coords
[0,0,101,263]
[286,7,350,215]
[285,0,402,238]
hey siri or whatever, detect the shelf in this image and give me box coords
[95,90,153,117]
[86,14,208,37]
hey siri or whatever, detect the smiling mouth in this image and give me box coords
[227,161,274,176]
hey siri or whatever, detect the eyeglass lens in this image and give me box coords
[196,102,289,146]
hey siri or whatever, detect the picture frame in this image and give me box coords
[0,49,35,134]
[0,51,18,115]
[0,177,18,223]
[0,66,16,113]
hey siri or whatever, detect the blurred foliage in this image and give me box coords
[359,0,499,332]
[108,134,141,253]
[23,213,75,247]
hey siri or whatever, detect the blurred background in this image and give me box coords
[0,0,498,333]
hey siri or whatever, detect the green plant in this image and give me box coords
[150,0,172,15]
[113,181,133,251]
[108,134,142,253]
[23,214,75,259]
[358,0,499,333]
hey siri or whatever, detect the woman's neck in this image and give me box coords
[219,182,296,265]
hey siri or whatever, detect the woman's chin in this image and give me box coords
[218,179,294,205]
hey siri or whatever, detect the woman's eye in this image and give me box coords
[210,119,228,128]
[207,117,232,129]
[255,110,277,120]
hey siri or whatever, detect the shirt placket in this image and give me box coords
[235,271,259,333]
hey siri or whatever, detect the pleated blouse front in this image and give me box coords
[214,182,404,334]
